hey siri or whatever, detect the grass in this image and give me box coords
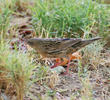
[0,41,35,100]
[0,1,12,39]
[31,0,109,38]
[81,42,104,69]
[80,76,93,100]
[33,64,59,89]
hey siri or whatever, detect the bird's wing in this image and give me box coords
[60,38,81,49]
[41,38,81,53]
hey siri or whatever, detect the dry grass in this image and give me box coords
[0,42,35,100]
[32,65,59,89]
[81,42,104,70]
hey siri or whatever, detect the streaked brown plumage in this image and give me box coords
[27,37,101,58]
[27,37,101,74]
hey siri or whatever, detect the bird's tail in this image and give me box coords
[71,37,101,51]
[82,37,102,46]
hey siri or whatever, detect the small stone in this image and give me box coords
[51,66,65,74]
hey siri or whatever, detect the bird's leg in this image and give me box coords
[51,58,63,68]
[62,53,82,75]
[62,57,71,75]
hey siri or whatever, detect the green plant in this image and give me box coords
[31,0,108,38]
[0,0,12,39]
[33,65,59,89]
[80,76,93,100]
[0,42,35,100]
[81,41,103,69]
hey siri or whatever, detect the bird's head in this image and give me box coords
[26,38,40,49]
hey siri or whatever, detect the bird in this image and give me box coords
[27,37,101,74]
